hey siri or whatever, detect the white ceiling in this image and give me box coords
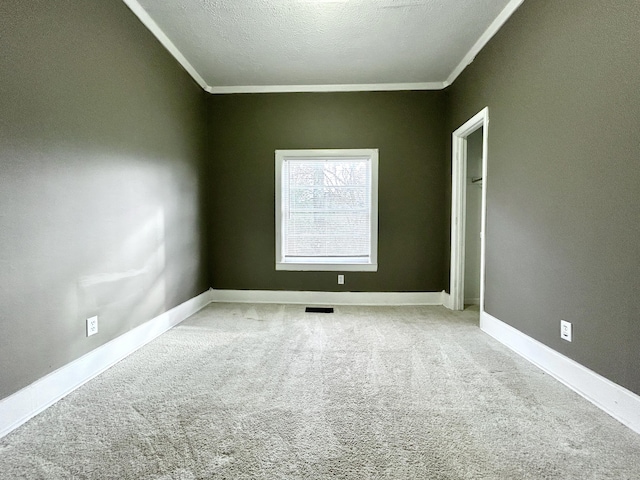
[123,0,524,93]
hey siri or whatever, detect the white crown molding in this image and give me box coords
[445,0,525,86]
[121,0,208,90]
[0,289,212,439]
[122,0,524,94]
[480,310,640,435]
[210,289,446,306]
[205,83,446,94]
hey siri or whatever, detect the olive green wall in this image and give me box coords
[448,0,640,394]
[3,0,637,405]
[206,91,447,292]
[0,0,207,400]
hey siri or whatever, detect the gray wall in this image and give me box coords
[4,0,637,403]
[205,92,448,292]
[448,0,640,394]
[0,0,208,400]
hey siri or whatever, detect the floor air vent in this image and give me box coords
[305,307,334,313]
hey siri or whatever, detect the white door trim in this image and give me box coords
[449,107,489,311]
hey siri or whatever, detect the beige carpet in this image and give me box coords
[1,303,639,479]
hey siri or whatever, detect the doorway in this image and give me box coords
[449,107,489,312]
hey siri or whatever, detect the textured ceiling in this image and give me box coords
[126,0,523,92]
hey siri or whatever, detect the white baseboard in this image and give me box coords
[0,289,212,439]
[441,291,453,310]
[210,289,446,306]
[480,311,640,435]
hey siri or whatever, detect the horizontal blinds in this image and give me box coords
[283,158,371,258]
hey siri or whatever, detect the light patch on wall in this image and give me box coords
[78,208,166,330]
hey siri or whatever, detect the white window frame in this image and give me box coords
[275,148,378,272]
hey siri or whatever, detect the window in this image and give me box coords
[275,149,378,271]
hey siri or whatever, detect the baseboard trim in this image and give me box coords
[210,289,446,306]
[441,291,453,310]
[0,289,212,439]
[480,311,640,435]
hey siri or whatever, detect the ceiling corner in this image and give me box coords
[446,0,525,86]
[122,0,208,90]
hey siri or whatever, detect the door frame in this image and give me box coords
[449,107,489,311]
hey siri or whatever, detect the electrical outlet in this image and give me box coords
[337,274,345,285]
[560,320,572,342]
[87,316,98,337]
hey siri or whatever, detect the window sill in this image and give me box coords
[276,262,378,272]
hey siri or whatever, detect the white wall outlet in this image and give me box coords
[560,320,572,342]
[337,274,345,285]
[87,316,98,337]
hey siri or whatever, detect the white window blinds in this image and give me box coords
[276,149,378,271]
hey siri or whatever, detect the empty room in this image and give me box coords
[1,0,639,478]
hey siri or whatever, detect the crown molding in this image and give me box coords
[205,82,445,94]
[446,0,525,86]
[123,0,525,94]
[122,0,208,90]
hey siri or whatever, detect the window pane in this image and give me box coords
[283,158,371,259]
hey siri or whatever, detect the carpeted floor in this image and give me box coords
[1,303,639,479]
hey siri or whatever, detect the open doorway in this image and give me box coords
[464,128,483,306]
[448,107,489,312]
